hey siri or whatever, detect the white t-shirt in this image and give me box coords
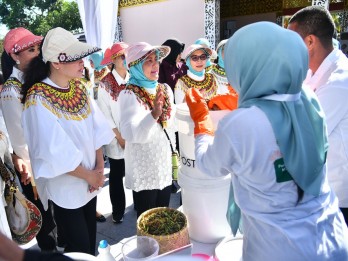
[195,106,348,260]
[22,78,115,210]
[304,49,348,208]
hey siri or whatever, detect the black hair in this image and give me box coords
[1,51,16,81]
[21,40,50,103]
[84,66,90,81]
[289,6,335,49]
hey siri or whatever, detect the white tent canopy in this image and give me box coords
[77,0,118,50]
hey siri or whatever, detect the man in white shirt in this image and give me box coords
[288,6,348,225]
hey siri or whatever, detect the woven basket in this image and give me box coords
[137,207,190,254]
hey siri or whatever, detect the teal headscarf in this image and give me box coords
[224,22,328,234]
[89,52,106,71]
[128,50,158,89]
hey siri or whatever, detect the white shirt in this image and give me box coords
[117,84,176,191]
[0,67,30,165]
[304,49,348,208]
[195,106,348,260]
[22,78,115,210]
[97,70,129,159]
[0,134,12,238]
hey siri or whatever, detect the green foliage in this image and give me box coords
[0,0,82,36]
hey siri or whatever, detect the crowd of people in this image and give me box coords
[0,5,348,261]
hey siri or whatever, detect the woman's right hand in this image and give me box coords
[86,169,105,192]
[151,89,164,119]
[69,165,105,192]
[11,154,31,185]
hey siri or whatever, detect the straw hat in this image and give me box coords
[101,42,129,65]
[181,44,213,60]
[125,42,170,68]
[216,39,228,53]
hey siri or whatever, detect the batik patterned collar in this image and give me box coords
[100,72,126,101]
[180,73,217,100]
[24,79,91,120]
[2,77,22,96]
[212,64,226,77]
[125,83,172,128]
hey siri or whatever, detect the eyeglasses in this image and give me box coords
[190,54,208,62]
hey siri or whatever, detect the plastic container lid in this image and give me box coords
[214,235,243,261]
[99,240,108,248]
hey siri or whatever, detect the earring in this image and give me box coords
[16,60,20,65]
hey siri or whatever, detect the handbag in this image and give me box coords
[163,128,180,181]
[0,158,42,244]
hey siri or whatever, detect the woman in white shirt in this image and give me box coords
[21,27,114,255]
[0,27,57,251]
[117,42,176,217]
[97,42,129,223]
[174,44,217,104]
[186,22,348,260]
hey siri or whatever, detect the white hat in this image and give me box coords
[125,42,170,68]
[42,27,101,63]
[182,44,213,60]
[216,39,228,53]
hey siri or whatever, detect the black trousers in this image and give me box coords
[17,171,56,251]
[340,207,348,227]
[134,185,172,218]
[52,197,97,255]
[108,158,126,220]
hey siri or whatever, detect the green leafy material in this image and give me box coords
[139,209,186,236]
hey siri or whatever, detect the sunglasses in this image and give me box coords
[119,54,126,60]
[190,54,208,62]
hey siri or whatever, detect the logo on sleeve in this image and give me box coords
[274,158,293,183]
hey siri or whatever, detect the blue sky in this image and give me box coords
[0,24,9,39]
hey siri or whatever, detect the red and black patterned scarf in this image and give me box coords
[100,72,126,101]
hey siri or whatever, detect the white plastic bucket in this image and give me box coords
[179,171,231,243]
[176,103,230,180]
[175,103,232,243]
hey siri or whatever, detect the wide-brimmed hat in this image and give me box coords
[125,42,170,68]
[182,44,213,60]
[216,39,228,53]
[101,42,129,65]
[89,52,106,71]
[42,27,101,63]
[4,27,43,54]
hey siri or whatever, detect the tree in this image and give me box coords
[0,0,83,36]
